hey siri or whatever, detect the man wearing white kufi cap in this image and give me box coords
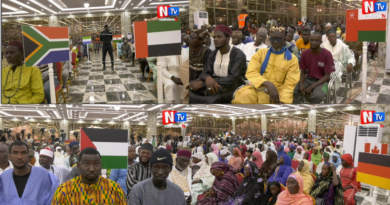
[39,147,71,185]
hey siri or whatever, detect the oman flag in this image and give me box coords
[346,9,387,42]
[134,19,182,58]
[80,128,128,169]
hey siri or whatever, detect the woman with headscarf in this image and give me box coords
[219,149,230,163]
[222,161,264,205]
[339,154,361,205]
[275,173,314,205]
[303,152,314,173]
[192,152,205,177]
[211,143,220,157]
[311,147,322,166]
[244,149,254,163]
[334,141,343,154]
[191,153,220,205]
[197,162,240,205]
[259,150,278,182]
[316,152,330,177]
[296,159,314,194]
[276,144,285,159]
[287,145,296,160]
[331,152,341,171]
[310,162,344,205]
[260,181,281,205]
[324,146,334,157]
[252,150,264,169]
[261,144,269,162]
[293,146,305,161]
[268,153,293,186]
[228,147,244,171]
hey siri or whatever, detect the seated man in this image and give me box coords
[157,47,189,103]
[189,25,247,103]
[2,41,44,104]
[121,39,131,62]
[232,26,300,104]
[323,28,355,75]
[241,30,268,64]
[241,30,254,44]
[292,32,335,104]
[296,28,311,53]
[231,30,245,50]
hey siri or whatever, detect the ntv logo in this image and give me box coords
[362,0,387,15]
[157,5,179,18]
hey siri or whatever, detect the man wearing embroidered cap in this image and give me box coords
[232,26,300,104]
[189,25,247,103]
[2,41,44,104]
[129,148,186,205]
[167,149,192,199]
[39,147,71,185]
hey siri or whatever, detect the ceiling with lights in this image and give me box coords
[2,0,189,18]
[0,104,361,123]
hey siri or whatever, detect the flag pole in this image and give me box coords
[49,63,56,104]
[362,41,367,103]
[87,43,91,63]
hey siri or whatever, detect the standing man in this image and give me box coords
[100,25,114,70]
[110,145,137,196]
[129,148,186,205]
[0,144,13,175]
[0,141,59,205]
[237,7,250,37]
[51,147,127,204]
[126,143,153,198]
[167,150,192,199]
[94,34,101,54]
[39,147,71,185]
[266,14,278,28]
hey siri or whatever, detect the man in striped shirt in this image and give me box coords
[51,147,126,205]
[126,143,153,199]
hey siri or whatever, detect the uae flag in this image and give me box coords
[346,9,387,42]
[80,128,128,169]
[83,36,92,44]
[134,19,182,58]
[22,26,69,67]
[357,152,390,190]
[113,35,122,43]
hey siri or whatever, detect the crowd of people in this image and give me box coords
[0,129,362,205]
[189,8,379,104]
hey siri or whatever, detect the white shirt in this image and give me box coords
[159,48,189,80]
[0,161,13,175]
[167,166,192,197]
[46,165,71,185]
[213,46,232,78]
[242,42,268,62]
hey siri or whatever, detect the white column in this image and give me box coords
[146,111,157,141]
[232,118,236,134]
[308,110,317,134]
[122,121,131,143]
[301,0,307,22]
[0,118,3,131]
[362,41,368,103]
[261,114,267,133]
[48,16,60,104]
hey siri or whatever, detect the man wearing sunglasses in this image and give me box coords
[292,32,335,104]
[232,26,300,104]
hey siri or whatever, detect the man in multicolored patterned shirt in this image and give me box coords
[51,147,127,205]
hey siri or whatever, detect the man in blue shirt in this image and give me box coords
[109,146,137,195]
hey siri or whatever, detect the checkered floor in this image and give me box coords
[336,57,390,104]
[356,187,390,205]
[62,53,157,104]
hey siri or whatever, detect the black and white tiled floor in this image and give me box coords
[356,187,390,205]
[335,57,390,104]
[63,53,157,104]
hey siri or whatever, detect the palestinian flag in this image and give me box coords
[22,26,69,67]
[80,128,128,169]
[357,152,390,190]
[113,35,122,43]
[134,19,182,58]
[346,9,387,42]
[83,36,92,44]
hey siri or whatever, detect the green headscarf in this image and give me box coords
[311,147,322,166]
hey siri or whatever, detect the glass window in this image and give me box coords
[215,9,227,25]
[227,10,239,27]
[207,8,215,26]
[257,0,264,11]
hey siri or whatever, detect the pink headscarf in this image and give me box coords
[284,147,290,154]
[276,173,314,205]
[212,143,219,157]
[251,151,263,169]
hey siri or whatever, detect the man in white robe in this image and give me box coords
[158,47,189,103]
[39,147,71,185]
[167,149,192,199]
[0,141,59,205]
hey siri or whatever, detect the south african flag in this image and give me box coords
[22,26,70,67]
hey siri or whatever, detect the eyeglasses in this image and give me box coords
[270,37,283,43]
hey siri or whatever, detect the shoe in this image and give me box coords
[111,62,114,70]
[103,62,106,71]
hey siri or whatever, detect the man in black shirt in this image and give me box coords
[100,25,114,70]
[0,141,58,204]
